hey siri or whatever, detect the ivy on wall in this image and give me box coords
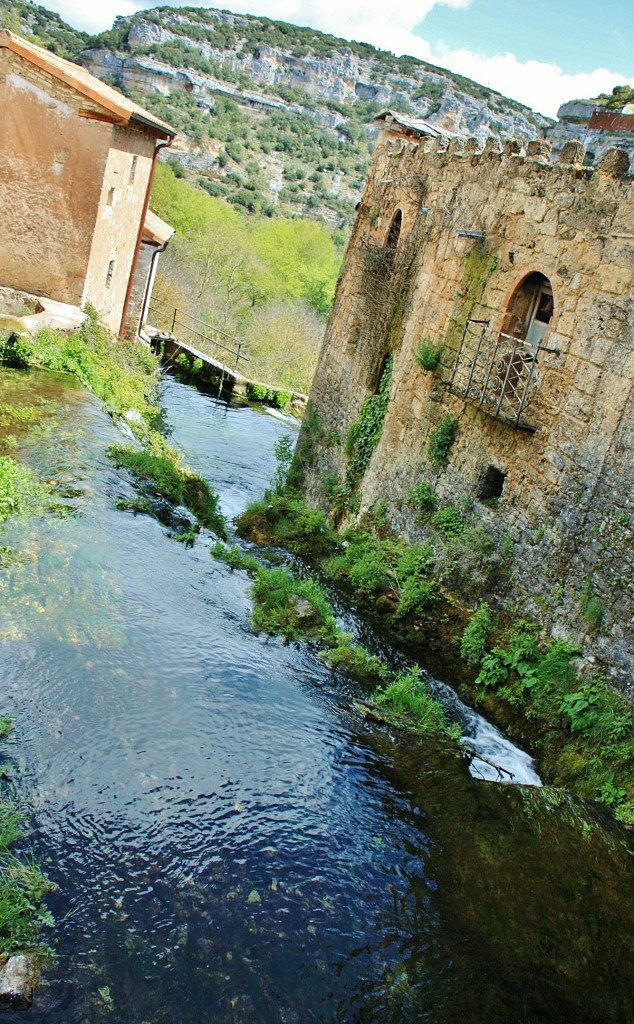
[345,355,393,484]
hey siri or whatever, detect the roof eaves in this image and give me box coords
[0,30,175,138]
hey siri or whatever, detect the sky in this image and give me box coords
[44,0,633,118]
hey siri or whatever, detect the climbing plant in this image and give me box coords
[345,355,393,484]
[427,415,458,470]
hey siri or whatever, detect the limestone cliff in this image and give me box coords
[76,6,551,225]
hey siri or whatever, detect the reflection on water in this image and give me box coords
[0,368,631,1024]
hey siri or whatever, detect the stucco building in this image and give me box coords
[302,114,634,694]
[0,30,175,337]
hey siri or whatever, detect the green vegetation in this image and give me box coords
[251,567,335,640]
[150,164,339,392]
[212,538,456,739]
[460,602,493,668]
[447,247,499,349]
[432,505,467,537]
[0,0,88,56]
[107,445,225,536]
[597,84,634,109]
[375,666,458,738]
[345,356,393,485]
[237,483,634,823]
[0,717,53,954]
[9,309,225,537]
[473,624,634,823]
[427,415,458,470]
[23,308,161,441]
[415,339,443,373]
[407,480,436,519]
[0,844,53,954]
[236,491,337,560]
[0,457,50,524]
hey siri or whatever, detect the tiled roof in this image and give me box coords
[0,30,176,137]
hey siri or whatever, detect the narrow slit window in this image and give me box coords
[106,260,115,289]
[107,187,115,207]
[129,156,138,184]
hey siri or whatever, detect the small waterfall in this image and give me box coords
[431,680,542,786]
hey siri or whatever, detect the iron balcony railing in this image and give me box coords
[147,296,249,371]
[448,319,556,430]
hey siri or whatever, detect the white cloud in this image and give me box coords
[46,0,633,117]
[50,0,140,34]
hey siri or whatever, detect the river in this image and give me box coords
[0,366,632,1024]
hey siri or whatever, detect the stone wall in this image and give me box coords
[548,100,634,173]
[302,130,634,696]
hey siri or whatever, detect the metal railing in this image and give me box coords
[449,320,549,430]
[147,296,249,371]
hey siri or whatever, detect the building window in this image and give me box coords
[129,156,138,184]
[502,272,554,350]
[107,187,115,207]
[105,260,115,288]
[385,209,402,249]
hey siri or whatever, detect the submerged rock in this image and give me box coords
[0,954,40,1010]
[288,596,322,629]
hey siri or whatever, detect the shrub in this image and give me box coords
[432,505,468,537]
[395,545,436,617]
[374,666,454,736]
[345,356,392,484]
[427,415,458,470]
[237,492,337,559]
[108,444,225,537]
[0,457,50,523]
[251,567,335,640]
[407,480,435,517]
[460,602,493,668]
[0,333,35,368]
[415,339,443,373]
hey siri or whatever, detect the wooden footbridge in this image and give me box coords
[146,297,307,410]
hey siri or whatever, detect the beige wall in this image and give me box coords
[82,125,155,333]
[0,49,110,304]
[0,49,157,332]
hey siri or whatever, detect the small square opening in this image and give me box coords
[478,465,505,501]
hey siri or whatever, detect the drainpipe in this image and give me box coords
[139,238,168,334]
[119,134,173,341]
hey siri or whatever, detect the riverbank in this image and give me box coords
[0,313,228,979]
[0,358,632,1022]
[235,488,634,826]
[1,311,226,541]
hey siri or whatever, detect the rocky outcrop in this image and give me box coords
[548,100,634,172]
[79,10,550,145]
[0,954,40,1011]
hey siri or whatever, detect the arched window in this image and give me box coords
[503,272,554,350]
[385,210,402,250]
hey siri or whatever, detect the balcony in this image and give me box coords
[448,320,549,431]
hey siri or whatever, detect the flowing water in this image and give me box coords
[0,367,632,1024]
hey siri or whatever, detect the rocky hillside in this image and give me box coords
[75,5,551,227]
[2,1,552,227]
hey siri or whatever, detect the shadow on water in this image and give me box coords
[0,368,631,1023]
